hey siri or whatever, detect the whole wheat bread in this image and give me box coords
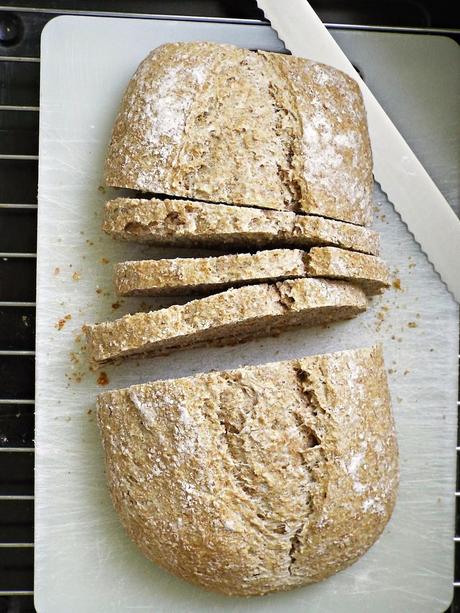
[105,42,373,226]
[84,278,367,365]
[114,247,389,297]
[97,345,398,596]
[102,197,380,255]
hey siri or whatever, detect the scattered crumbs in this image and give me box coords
[87,408,93,415]
[403,370,410,376]
[69,263,73,268]
[112,301,122,310]
[380,214,386,222]
[408,262,416,269]
[97,371,109,386]
[69,351,80,365]
[407,321,417,328]
[72,271,81,281]
[96,287,103,294]
[388,368,395,374]
[86,239,94,246]
[392,278,402,291]
[100,257,110,265]
[98,185,106,194]
[53,267,60,276]
[55,313,72,330]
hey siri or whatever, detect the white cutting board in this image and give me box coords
[35,16,459,613]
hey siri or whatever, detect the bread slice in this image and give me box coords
[305,246,390,295]
[114,247,389,297]
[102,197,380,256]
[104,42,373,226]
[84,278,367,365]
[97,345,398,596]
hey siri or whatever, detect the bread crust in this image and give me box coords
[102,197,380,255]
[104,42,373,225]
[84,278,367,365]
[97,345,398,596]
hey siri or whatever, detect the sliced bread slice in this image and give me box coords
[305,246,390,295]
[97,345,398,596]
[102,197,380,255]
[84,278,367,366]
[114,247,389,297]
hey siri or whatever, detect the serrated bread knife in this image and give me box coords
[257,0,460,302]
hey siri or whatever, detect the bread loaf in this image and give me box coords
[97,345,398,596]
[105,42,373,226]
[114,247,389,297]
[102,197,380,255]
[84,278,367,365]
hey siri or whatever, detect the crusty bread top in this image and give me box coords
[105,42,373,226]
[97,345,398,596]
[114,247,389,297]
[102,197,380,255]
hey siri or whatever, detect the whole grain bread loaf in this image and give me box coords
[102,197,380,255]
[105,42,373,226]
[97,345,398,596]
[114,247,389,297]
[84,278,367,365]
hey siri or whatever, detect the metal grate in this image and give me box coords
[0,3,458,612]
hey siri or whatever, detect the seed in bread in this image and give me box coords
[114,248,389,297]
[84,278,367,366]
[104,42,373,226]
[102,197,380,256]
[97,345,398,596]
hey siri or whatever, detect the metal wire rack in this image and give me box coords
[0,3,458,612]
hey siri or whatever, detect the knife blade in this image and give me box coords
[257,0,460,302]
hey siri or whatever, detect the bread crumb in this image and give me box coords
[98,185,106,194]
[407,321,417,328]
[100,257,110,265]
[72,271,81,281]
[392,278,402,290]
[112,301,122,310]
[96,287,102,294]
[53,267,60,276]
[56,313,72,330]
[86,239,94,246]
[403,370,410,376]
[97,372,109,386]
[87,408,93,415]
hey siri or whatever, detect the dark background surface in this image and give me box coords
[0,2,459,612]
